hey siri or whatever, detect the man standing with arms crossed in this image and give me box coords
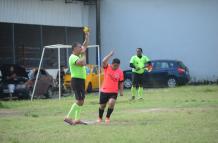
[64,31,89,125]
[129,48,152,100]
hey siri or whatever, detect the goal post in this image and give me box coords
[30,44,101,101]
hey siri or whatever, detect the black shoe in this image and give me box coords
[74,120,88,125]
[64,118,74,125]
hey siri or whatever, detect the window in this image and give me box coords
[0,22,83,68]
[14,24,41,67]
[169,62,175,68]
[0,23,13,64]
[43,26,66,68]
[161,62,169,69]
[153,61,169,70]
[86,67,90,75]
[92,66,98,74]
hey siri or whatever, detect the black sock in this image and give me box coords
[99,108,104,119]
[106,108,114,118]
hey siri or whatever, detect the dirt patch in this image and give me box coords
[123,107,218,114]
[0,109,22,117]
[126,108,178,113]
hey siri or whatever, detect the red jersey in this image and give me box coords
[101,64,124,93]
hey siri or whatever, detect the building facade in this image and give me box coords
[1,0,218,80]
[0,0,97,68]
[100,0,218,80]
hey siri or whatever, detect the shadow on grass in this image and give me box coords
[203,88,216,93]
[24,112,39,118]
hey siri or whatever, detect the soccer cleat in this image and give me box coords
[137,97,144,100]
[64,118,74,125]
[73,120,87,125]
[105,117,110,124]
[79,120,88,125]
[97,117,102,123]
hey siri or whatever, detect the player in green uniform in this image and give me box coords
[64,32,89,125]
[129,48,152,100]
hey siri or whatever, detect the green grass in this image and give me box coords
[0,85,218,143]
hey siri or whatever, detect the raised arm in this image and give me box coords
[81,32,89,54]
[76,54,86,66]
[102,50,114,68]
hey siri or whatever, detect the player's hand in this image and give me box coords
[109,50,114,57]
[135,67,140,71]
[147,65,152,72]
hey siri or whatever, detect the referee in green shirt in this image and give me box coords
[129,48,152,100]
[64,31,89,125]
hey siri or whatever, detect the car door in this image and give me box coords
[36,69,49,95]
[149,61,170,86]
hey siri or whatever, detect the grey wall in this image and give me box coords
[0,0,86,27]
[100,0,218,80]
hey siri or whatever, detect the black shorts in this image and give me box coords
[132,73,144,87]
[99,92,118,104]
[71,78,85,100]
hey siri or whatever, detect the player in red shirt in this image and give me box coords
[97,50,124,124]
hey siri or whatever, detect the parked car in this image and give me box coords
[123,60,190,88]
[0,64,29,99]
[64,64,104,92]
[26,68,54,98]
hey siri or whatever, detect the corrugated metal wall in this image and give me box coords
[0,0,88,27]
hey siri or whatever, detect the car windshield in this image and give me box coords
[86,67,90,75]
[66,69,70,74]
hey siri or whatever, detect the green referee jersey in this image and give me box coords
[130,55,150,74]
[69,54,86,79]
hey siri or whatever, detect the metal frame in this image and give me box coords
[31,44,100,101]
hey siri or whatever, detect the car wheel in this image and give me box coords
[124,78,132,89]
[87,83,92,93]
[167,77,177,88]
[45,86,53,98]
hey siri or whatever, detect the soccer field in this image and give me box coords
[0,85,218,143]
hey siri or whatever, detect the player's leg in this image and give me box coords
[105,94,117,123]
[98,92,108,123]
[73,78,86,124]
[131,73,137,100]
[64,78,85,125]
[64,78,77,125]
[138,74,144,99]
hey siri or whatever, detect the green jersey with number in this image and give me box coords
[69,54,86,79]
[130,55,150,74]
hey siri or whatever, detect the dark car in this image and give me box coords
[0,64,29,99]
[123,60,190,88]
